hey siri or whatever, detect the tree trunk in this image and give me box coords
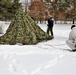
[73,19,74,24]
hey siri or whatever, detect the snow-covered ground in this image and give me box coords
[0,22,76,75]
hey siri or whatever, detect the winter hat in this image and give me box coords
[71,25,76,29]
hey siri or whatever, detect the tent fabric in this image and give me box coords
[0,8,53,45]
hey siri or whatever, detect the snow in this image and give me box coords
[0,21,10,34]
[0,21,76,75]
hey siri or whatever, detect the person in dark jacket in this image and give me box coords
[47,16,54,37]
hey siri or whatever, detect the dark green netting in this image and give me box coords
[0,8,53,45]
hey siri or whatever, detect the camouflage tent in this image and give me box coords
[0,8,53,45]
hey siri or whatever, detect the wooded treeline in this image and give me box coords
[0,0,76,24]
[28,0,76,24]
[0,0,22,21]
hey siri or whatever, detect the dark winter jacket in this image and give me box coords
[47,17,54,27]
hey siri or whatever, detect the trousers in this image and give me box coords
[47,26,53,36]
